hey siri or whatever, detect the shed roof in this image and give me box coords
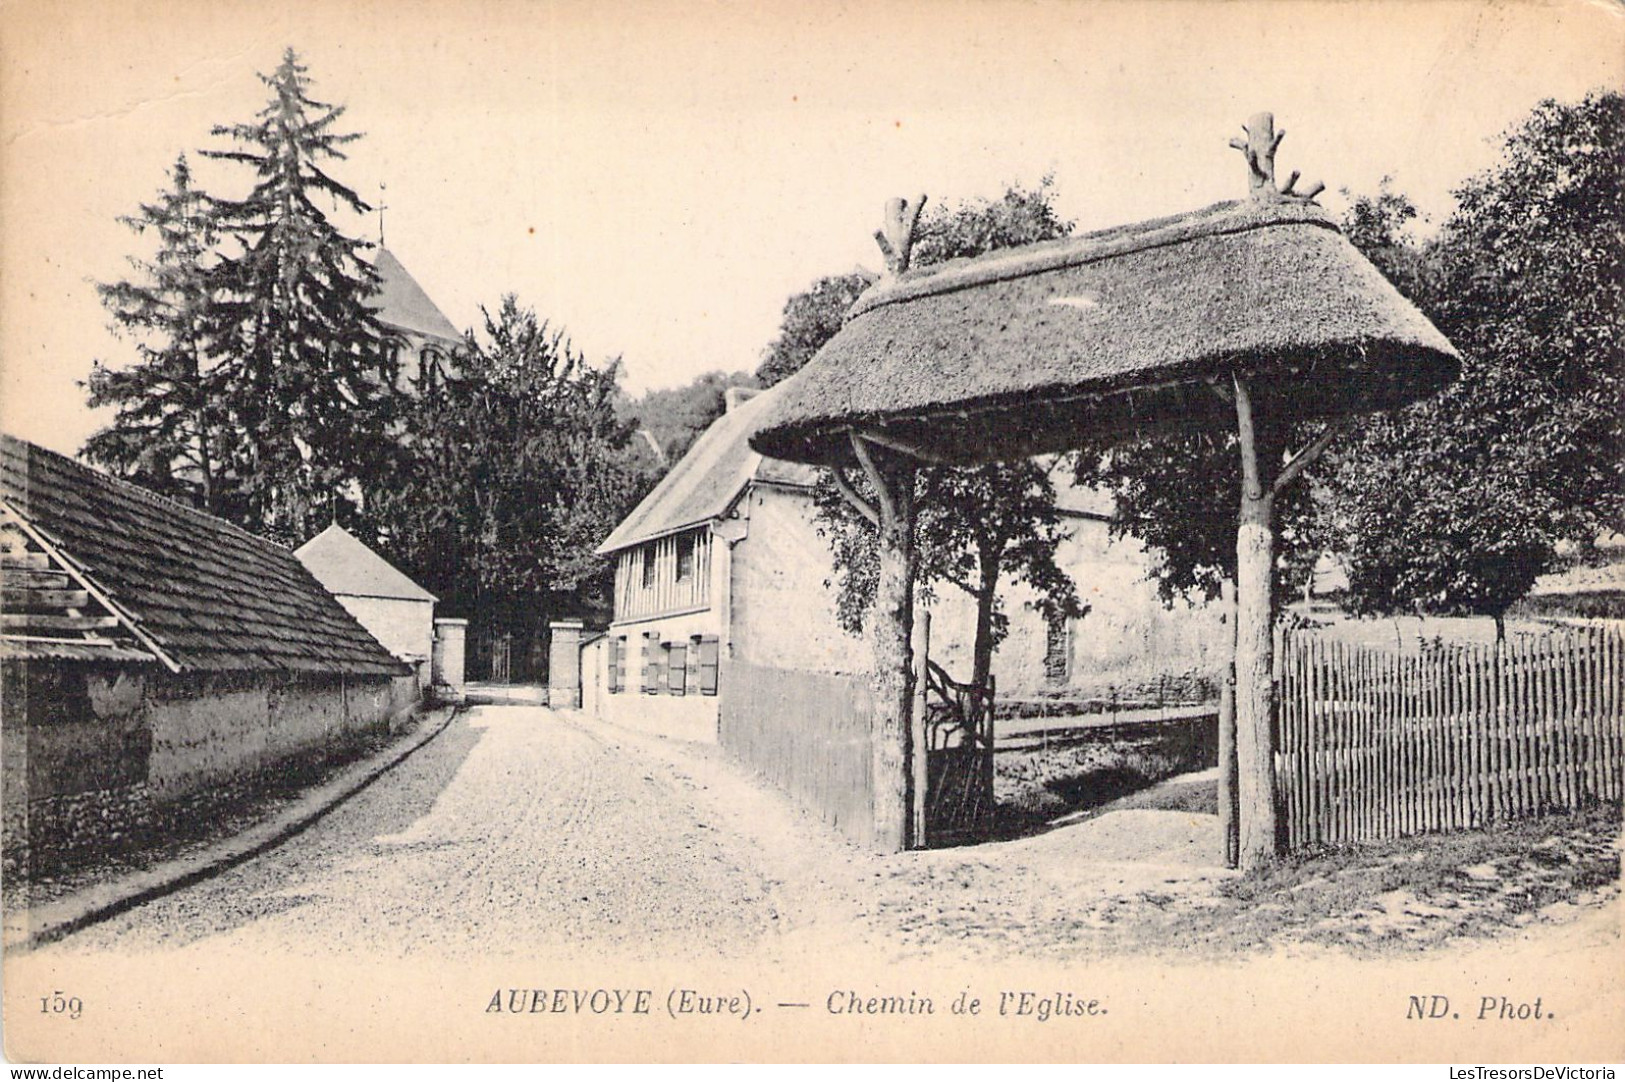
[750,198,1460,467]
[0,433,407,676]
[371,247,463,347]
[295,524,438,603]
[596,385,819,555]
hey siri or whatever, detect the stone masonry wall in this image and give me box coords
[730,489,1225,699]
[730,488,869,674]
[1,660,417,880]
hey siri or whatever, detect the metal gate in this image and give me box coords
[471,629,512,683]
[921,659,995,843]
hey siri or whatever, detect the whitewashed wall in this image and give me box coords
[334,595,433,664]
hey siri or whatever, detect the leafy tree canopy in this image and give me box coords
[798,178,1086,687]
[756,273,873,390]
[1325,91,1623,627]
[1073,427,1323,608]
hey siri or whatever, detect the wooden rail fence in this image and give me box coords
[1276,627,1625,851]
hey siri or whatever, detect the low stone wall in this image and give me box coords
[1,660,418,880]
[146,671,417,796]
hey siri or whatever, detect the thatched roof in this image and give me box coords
[750,199,1459,467]
[0,433,408,676]
[596,385,818,555]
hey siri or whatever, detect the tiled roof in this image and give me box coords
[0,639,160,664]
[0,433,407,676]
[595,385,820,555]
[371,247,462,346]
[296,524,437,603]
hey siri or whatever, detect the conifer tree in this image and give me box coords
[83,154,225,510]
[364,296,658,635]
[201,47,397,540]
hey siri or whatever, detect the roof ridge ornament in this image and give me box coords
[873,194,927,277]
[1230,112,1325,204]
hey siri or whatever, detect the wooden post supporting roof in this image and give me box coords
[1231,374,1281,860]
[749,118,1460,866]
[851,431,920,850]
[1226,368,1348,864]
[817,198,934,853]
[1218,578,1240,868]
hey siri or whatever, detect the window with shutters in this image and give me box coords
[641,632,659,694]
[607,636,632,694]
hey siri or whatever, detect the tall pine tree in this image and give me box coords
[202,47,397,541]
[83,154,225,510]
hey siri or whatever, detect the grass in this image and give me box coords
[876,800,1619,961]
[1197,803,1623,953]
[1054,803,1625,959]
[992,721,1214,836]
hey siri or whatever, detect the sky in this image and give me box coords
[1,0,1620,457]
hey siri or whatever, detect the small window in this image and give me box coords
[675,533,696,582]
[419,347,441,391]
[640,544,656,589]
[1044,615,1072,686]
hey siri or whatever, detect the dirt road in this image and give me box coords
[44,704,868,963]
[34,703,1618,966]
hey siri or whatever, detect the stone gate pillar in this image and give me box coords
[432,618,468,697]
[548,620,584,708]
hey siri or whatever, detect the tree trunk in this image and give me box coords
[1235,487,1279,865]
[1218,576,1240,868]
[864,443,918,852]
[189,338,216,515]
[971,546,1000,694]
[1233,377,1281,867]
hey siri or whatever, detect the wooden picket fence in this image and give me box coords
[1276,626,1625,851]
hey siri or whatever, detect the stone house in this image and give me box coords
[0,433,417,877]
[581,385,1226,744]
[294,523,440,687]
[581,387,821,742]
